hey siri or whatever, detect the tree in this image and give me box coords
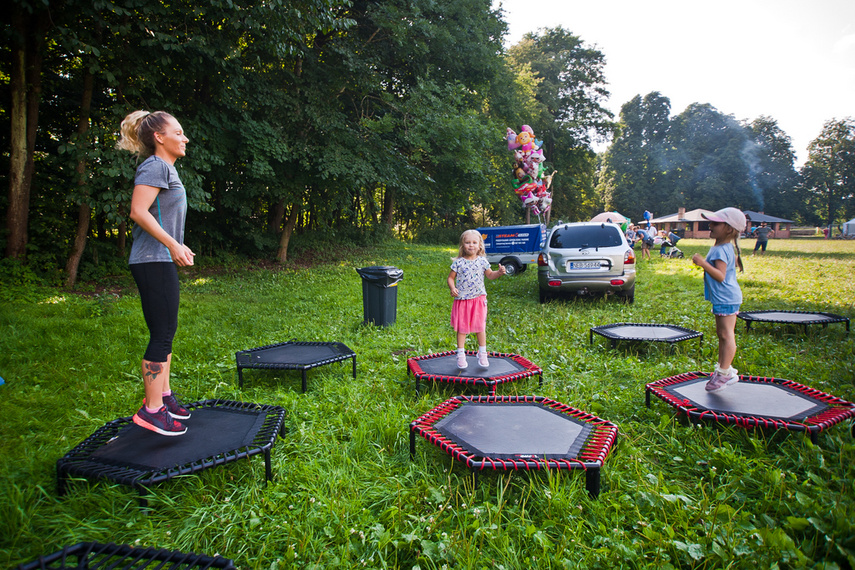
[745,116,800,219]
[600,92,671,218]
[801,118,855,226]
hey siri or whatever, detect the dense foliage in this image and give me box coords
[3,1,854,286]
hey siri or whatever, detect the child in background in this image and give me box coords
[692,208,746,392]
[448,230,506,369]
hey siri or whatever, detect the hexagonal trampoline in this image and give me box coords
[406,351,542,396]
[737,310,850,333]
[589,323,703,350]
[56,399,285,506]
[646,372,855,442]
[409,395,618,497]
[235,340,356,391]
[16,542,235,570]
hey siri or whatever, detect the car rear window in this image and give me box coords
[549,225,624,249]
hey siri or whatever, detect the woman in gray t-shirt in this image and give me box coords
[117,110,195,436]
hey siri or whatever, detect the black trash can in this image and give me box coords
[356,266,403,326]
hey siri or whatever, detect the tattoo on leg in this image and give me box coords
[144,362,163,384]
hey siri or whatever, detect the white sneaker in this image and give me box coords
[457,353,468,369]
[478,352,489,368]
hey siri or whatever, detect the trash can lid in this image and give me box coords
[356,266,404,285]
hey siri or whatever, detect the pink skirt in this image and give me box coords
[450,295,487,333]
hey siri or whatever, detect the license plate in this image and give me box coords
[567,261,602,270]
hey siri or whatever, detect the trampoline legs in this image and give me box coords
[409,427,417,458]
[585,468,600,498]
[238,368,244,389]
[264,450,273,483]
[301,371,307,393]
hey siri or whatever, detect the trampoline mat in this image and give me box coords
[237,343,349,366]
[435,402,592,459]
[90,406,267,471]
[663,376,826,421]
[740,311,841,323]
[415,353,526,379]
[598,324,696,341]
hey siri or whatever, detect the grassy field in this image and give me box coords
[1,237,854,569]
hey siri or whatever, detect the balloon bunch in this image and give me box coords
[506,125,554,219]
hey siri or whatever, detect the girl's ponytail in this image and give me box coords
[731,229,744,273]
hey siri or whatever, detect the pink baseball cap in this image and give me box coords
[702,207,746,232]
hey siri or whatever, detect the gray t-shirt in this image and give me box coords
[754,226,773,241]
[128,155,187,265]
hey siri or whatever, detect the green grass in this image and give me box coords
[1,237,854,569]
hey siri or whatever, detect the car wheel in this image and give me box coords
[500,257,522,276]
[618,285,635,304]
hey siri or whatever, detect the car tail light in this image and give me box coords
[548,279,562,287]
[610,279,625,286]
[538,253,548,266]
[625,249,635,264]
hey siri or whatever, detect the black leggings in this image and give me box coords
[130,262,179,363]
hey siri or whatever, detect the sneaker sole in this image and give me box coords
[167,411,191,420]
[133,414,188,436]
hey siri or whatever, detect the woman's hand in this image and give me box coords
[170,243,196,266]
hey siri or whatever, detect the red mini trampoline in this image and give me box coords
[646,372,855,443]
[17,542,235,570]
[590,323,702,350]
[737,310,850,333]
[406,351,542,396]
[409,395,618,497]
[57,399,285,507]
[235,340,356,391]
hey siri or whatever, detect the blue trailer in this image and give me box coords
[478,224,547,276]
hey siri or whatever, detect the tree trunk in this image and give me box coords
[269,198,286,234]
[275,204,301,263]
[64,68,96,288]
[5,6,47,260]
[382,186,395,227]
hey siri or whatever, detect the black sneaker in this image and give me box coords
[162,393,191,420]
[133,405,187,436]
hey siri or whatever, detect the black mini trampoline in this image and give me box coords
[737,310,850,333]
[409,395,618,497]
[57,399,285,506]
[17,542,235,570]
[406,351,542,396]
[590,323,703,349]
[646,371,855,443]
[235,340,356,391]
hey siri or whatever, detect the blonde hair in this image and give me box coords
[457,229,486,258]
[721,224,744,273]
[116,110,175,156]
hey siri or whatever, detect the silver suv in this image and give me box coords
[537,222,636,303]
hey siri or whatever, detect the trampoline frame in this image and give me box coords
[646,371,855,443]
[56,399,285,506]
[589,322,703,349]
[406,351,543,396]
[737,310,850,333]
[17,541,235,570]
[235,340,357,391]
[409,395,619,497]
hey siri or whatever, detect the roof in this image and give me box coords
[649,208,714,223]
[743,211,794,224]
[650,209,794,224]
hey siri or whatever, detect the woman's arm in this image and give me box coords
[130,184,195,266]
